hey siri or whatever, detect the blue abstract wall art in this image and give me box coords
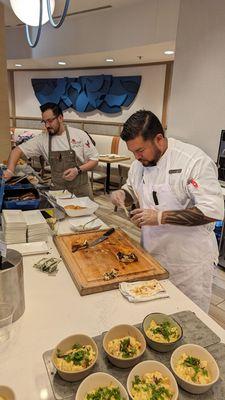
[31,75,141,114]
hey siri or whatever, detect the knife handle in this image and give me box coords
[103,227,115,237]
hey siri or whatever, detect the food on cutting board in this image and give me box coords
[64,205,86,210]
[72,240,89,252]
[175,353,211,384]
[116,251,138,263]
[103,268,119,281]
[84,386,124,400]
[131,371,174,400]
[145,320,180,343]
[108,336,141,359]
[55,343,96,372]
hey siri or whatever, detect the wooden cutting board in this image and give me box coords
[54,228,169,295]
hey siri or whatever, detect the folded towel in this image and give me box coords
[119,280,169,303]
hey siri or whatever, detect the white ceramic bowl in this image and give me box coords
[170,344,220,394]
[57,197,99,217]
[0,386,16,400]
[51,334,98,382]
[127,360,179,400]
[142,313,183,352]
[103,324,146,368]
[75,372,129,400]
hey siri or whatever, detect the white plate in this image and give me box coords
[57,197,99,217]
[9,241,50,256]
[48,190,72,199]
[69,216,104,232]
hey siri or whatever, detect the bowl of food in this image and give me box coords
[0,386,15,400]
[75,372,129,400]
[127,360,179,400]
[142,313,183,352]
[57,197,99,217]
[51,334,98,382]
[170,343,219,394]
[103,324,146,368]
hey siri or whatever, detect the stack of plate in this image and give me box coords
[23,210,49,242]
[2,210,27,244]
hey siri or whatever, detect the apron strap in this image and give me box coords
[65,125,73,151]
[48,133,52,161]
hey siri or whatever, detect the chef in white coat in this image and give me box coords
[111,110,224,312]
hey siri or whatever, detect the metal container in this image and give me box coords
[0,249,25,321]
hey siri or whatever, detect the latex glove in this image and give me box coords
[110,189,126,206]
[63,167,78,181]
[2,168,14,181]
[130,208,162,227]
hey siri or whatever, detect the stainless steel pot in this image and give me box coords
[0,249,25,321]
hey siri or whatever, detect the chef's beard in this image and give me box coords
[138,147,162,167]
[47,126,60,136]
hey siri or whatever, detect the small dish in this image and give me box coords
[170,343,219,394]
[103,324,146,368]
[51,334,98,382]
[142,312,183,352]
[57,197,99,217]
[127,360,178,400]
[0,386,15,400]
[75,372,129,400]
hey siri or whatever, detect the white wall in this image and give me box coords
[167,0,225,161]
[14,64,167,123]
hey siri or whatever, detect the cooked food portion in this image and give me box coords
[131,372,174,400]
[116,252,138,263]
[6,192,36,201]
[64,205,86,210]
[108,336,141,359]
[175,353,211,384]
[85,386,124,400]
[0,396,7,400]
[103,268,119,281]
[146,320,180,343]
[55,343,96,372]
[72,240,89,252]
[131,281,164,297]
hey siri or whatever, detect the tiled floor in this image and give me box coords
[94,191,225,330]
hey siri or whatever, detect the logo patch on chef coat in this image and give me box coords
[169,169,182,174]
[71,138,82,146]
[188,178,199,188]
[85,140,90,148]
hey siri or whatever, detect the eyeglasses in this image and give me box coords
[41,116,58,125]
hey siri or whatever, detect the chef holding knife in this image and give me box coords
[111,109,224,312]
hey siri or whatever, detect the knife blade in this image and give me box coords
[88,227,115,247]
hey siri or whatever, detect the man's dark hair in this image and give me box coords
[40,102,63,117]
[121,110,164,142]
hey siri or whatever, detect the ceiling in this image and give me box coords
[3,0,176,70]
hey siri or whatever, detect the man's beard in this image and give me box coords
[47,127,60,136]
[139,147,161,167]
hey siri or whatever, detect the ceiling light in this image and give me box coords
[9,0,70,48]
[105,58,115,63]
[58,61,67,65]
[15,64,22,67]
[164,50,175,55]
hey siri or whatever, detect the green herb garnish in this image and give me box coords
[151,321,173,342]
[86,386,124,400]
[119,338,137,358]
[183,356,208,382]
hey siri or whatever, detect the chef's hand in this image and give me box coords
[130,208,162,227]
[110,189,126,206]
[2,168,14,181]
[63,168,78,181]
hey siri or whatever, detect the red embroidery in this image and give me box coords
[85,140,90,148]
[188,178,199,189]
[71,138,77,145]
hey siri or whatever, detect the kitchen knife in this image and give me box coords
[88,227,115,247]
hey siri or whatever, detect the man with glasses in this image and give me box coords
[4,103,98,198]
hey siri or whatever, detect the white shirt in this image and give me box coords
[123,138,224,220]
[19,126,98,164]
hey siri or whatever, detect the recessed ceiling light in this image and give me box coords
[58,61,66,65]
[105,58,114,62]
[164,50,175,55]
[15,63,22,67]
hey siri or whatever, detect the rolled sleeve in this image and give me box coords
[186,157,224,220]
[82,132,99,161]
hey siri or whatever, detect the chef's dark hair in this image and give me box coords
[121,110,164,142]
[40,102,63,117]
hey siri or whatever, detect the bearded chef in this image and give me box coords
[111,110,224,312]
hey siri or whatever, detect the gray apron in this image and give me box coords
[48,126,93,198]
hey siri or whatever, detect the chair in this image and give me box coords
[89,170,107,194]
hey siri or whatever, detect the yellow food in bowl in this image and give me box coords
[131,371,174,400]
[84,385,124,400]
[108,336,141,359]
[175,353,211,384]
[146,320,180,343]
[54,343,95,372]
[0,396,7,400]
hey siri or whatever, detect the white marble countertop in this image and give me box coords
[1,218,225,400]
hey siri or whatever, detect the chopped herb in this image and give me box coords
[57,343,93,367]
[151,321,173,342]
[119,338,137,358]
[86,386,124,400]
[183,356,208,382]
